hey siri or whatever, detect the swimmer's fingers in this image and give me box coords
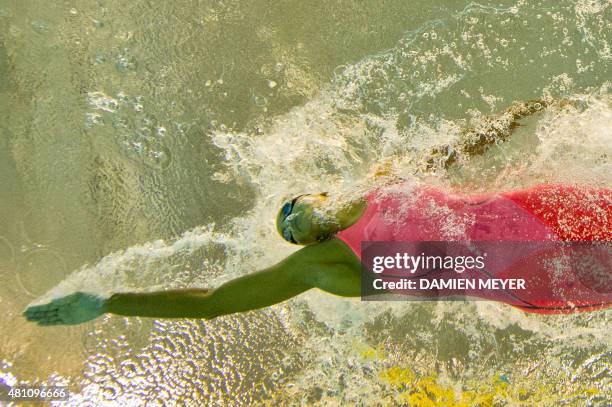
[24,308,58,319]
[23,293,80,319]
[23,303,59,320]
[25,308,70,326]
[24,292,107,326]
[35,315,64,326]
[25,311,61,325]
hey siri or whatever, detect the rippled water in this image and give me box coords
[1,0,610,405]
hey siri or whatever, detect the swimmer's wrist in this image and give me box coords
[102,292,155,316]
[102,293,120,314]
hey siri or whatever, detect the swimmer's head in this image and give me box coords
[276,193,338,245]
[276,192,367,245]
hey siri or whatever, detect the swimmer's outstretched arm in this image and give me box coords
[24,239,362,325]
[423,98,561,171]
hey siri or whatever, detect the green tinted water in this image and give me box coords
[0,0,610,405]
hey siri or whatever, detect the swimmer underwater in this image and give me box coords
[24,100,612,326]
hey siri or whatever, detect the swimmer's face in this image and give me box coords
[276,193,336,245]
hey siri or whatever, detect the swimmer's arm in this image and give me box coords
[105,238,362,319]
[24,238,362,325]
[423,98,558,171]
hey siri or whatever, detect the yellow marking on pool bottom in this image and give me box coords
[377,366,601,406]
[264,344,603,405]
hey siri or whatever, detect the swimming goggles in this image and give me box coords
[280,195,305,244]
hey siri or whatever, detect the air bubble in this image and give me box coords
[87,91,119,113]
[116,54,136,71]
[145,145,172,170]
[31,21,49,34]
[85,112,104,127]
[112,116,129,129]
[94,54,105,64]
[333,65,347,78]
[116,91,129,102]
[254,95,267,107]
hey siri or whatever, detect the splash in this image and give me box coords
[11,0,612,404]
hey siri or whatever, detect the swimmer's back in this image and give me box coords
[336,183,611,314]
[338,183,612,256]
[502,184,612,241]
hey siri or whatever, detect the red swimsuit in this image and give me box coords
[337,184,612,313]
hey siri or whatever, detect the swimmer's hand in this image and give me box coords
[23,292,107,326]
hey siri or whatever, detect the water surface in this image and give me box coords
[0,0,610,405]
